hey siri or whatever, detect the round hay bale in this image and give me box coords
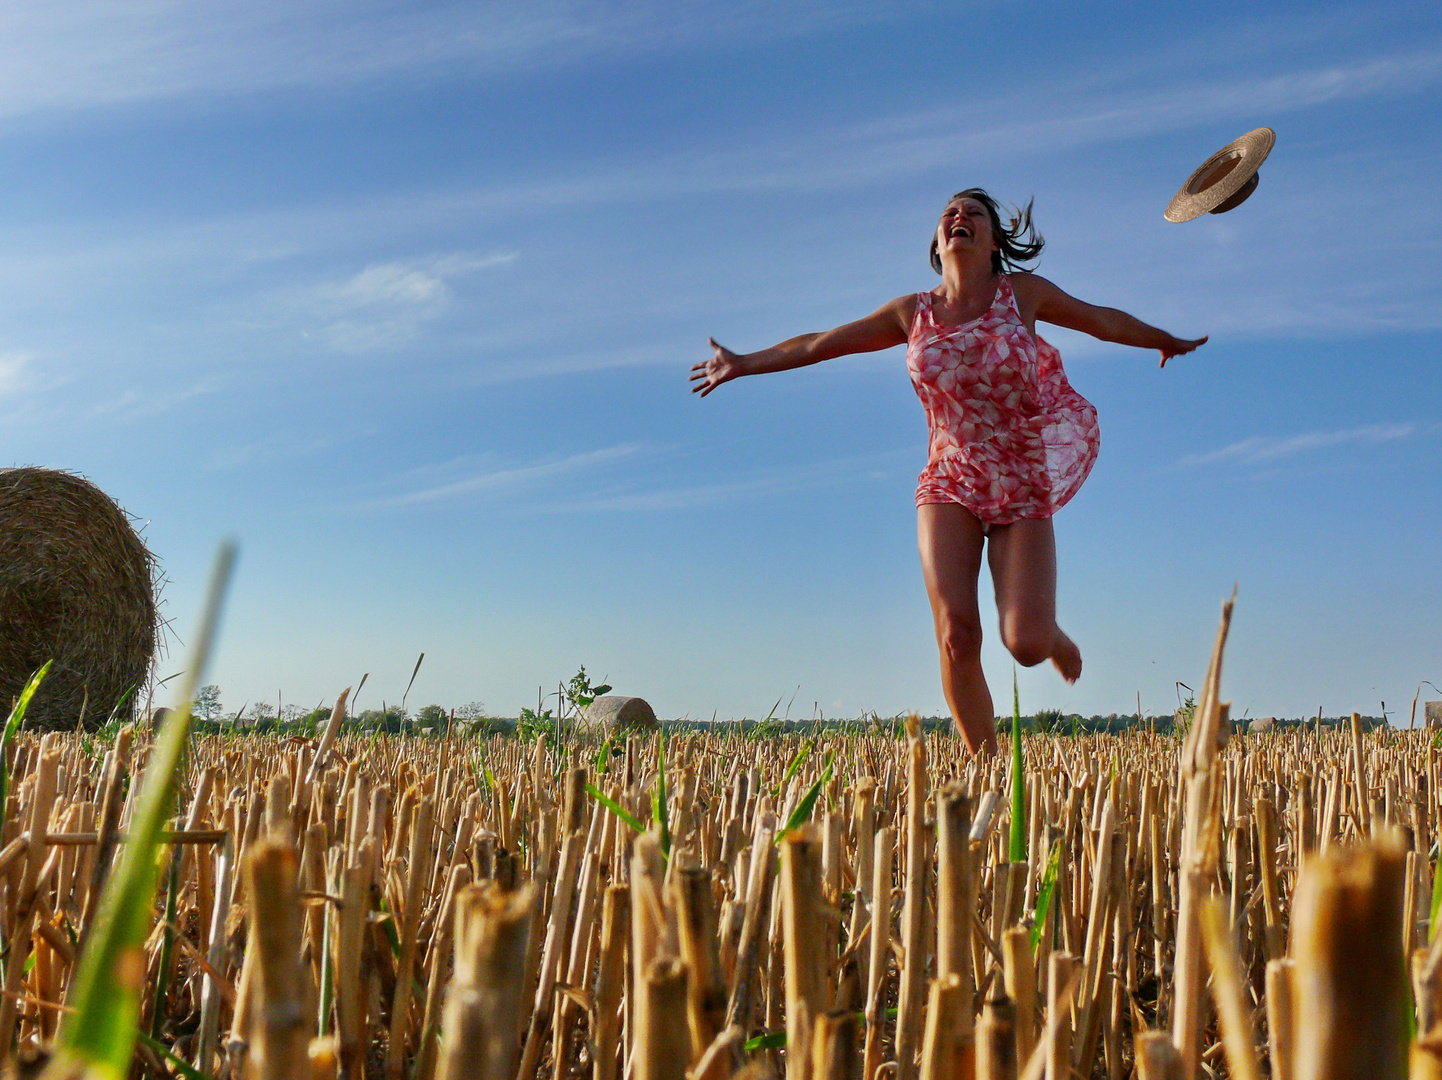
[1248,716,1275,734]
[0,468,157,730]
[581,695,658,733]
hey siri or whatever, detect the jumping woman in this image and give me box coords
[690,189,1207,754]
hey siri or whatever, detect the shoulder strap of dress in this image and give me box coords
[998,274,1018,312]
[909,291,933,337]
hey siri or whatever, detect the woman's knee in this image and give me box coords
[1000,615,1053,667]
[936,611,983,666]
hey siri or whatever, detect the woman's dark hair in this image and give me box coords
[929,188,1044,275]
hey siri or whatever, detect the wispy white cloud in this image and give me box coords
[354,443,642,510]
[205,430,344,471]
[857,49,1442,166]
[84,379,219,421]
[1182,422,1417,466]
[0,353,32,397]
[365,42,1441,209]
[352,445,907,514]
[535,471,842,513]
[0,1,941,122]
[531,451,909,514]
[303,251,515,352]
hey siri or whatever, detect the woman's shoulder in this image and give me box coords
[1005,272,1059,303]
[899,291,937,317]
[881,292,926,329]
[1004,272,1059,326]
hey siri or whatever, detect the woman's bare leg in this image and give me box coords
[986,516,1082,682]
[918,504,998,754]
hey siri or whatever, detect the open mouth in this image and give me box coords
[948,226,972,239]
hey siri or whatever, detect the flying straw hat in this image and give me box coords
[1164,127,1275,223]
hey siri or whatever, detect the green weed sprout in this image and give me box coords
[50,543,235,1080]
[1009,667,1027,863]
[776,751,835,843]
[0,660,52,841]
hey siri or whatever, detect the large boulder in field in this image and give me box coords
[581,695,658,733]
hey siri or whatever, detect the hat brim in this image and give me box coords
[1165,127,1275,223]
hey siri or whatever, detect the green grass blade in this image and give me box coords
[376,897,403,960]
[594,734,614,776]
[1028,839,1063,951]
[653,731,671,860]
[1430,853,1442,946]
[137,1033,218,1080]
[776,752,834,843]
[0,660,52,839]
[1009,667,1027,863]
[54,543,236,1080]
[586,783,645,834]
[773,743,809,798]
[400,652,425,713]
[318,898,335,1035]
[744,1031,787,1052]
[148,845,182,1040]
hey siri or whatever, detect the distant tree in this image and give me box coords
[416,704,449,729]
[455,702,488,722]
[1033,709,1064,736]
[301,706,331,730]
[358,705,408,732]
[194,685,222,722]
[251,702,276,724]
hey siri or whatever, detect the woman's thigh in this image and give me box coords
[986,516,1058,628]
[917,503,987,628]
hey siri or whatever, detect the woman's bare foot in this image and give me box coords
[1051,630,1082,683]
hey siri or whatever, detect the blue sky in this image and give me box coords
[2,0,1439,722]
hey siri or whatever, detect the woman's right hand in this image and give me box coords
[690,337,745,397]
[1158,334,1208,368]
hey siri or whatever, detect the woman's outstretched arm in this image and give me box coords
[691,295,913,396]
[1014,274,1207,368]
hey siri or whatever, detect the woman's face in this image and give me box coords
[936,197,997,269]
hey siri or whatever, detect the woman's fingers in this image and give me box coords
[1160,334,1209,367]
[693,337,738,396]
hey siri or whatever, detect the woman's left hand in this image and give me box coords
[1159,335,1208,368]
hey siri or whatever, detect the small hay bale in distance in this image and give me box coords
[1427,701,1442,728]
[0,468,157,730]
[581,695,659,733]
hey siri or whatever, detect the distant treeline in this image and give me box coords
[187,707,1391,738]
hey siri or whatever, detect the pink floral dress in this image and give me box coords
[907,275,1099,524]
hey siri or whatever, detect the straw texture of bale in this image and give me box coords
[0,468,157,730]
[581,695,659,732]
